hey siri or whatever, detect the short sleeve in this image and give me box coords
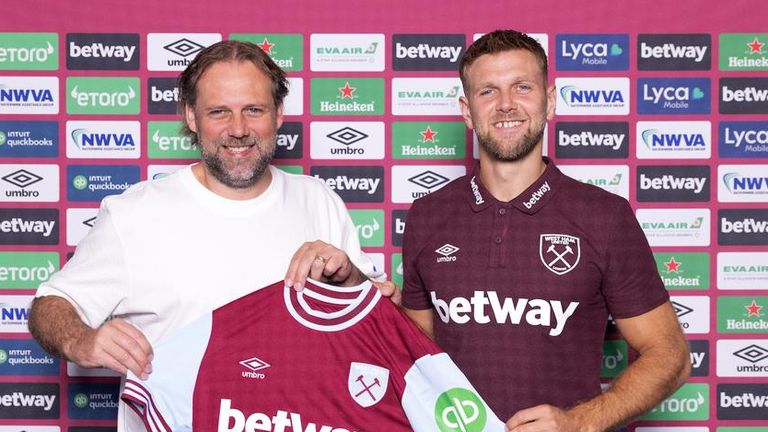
[401,200,432,310]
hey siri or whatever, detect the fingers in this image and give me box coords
[372,281,402,305]
[285,241,360,290]
[74,319,153,380]
[505,405,562,432]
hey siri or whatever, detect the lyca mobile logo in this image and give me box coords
[67,77,139,114]
[638,78,710,114]
[636,165,710,202]
[392,122,466,159]
[719,121,768,158]
[67,121,141,159]
[434,387,488,432]
[719,33,768,71]
[0,209,59,245]
[720,77,768,114]
[147,121,198,159]
[0,121,58,158]
[0,76,58,115]
[636,208,710,247]
[311,78,384,115]
[0,164,59,202]
[0,33,58,70]
[310,122,384,160]
[718,209,768,245]
[717,252,768,290]
[66,33,139,70]
[0,252,59,289]
[654,253,709,290]
[393,34,466,71]
[230,33,303,71]
[637,33,711,70]
[718,384,768,420]
[555,77,629,115]
[310,166,384,203]
[717,296,768,333]
[310,33,384,72]
[67,165,140,202]
[147,33,221,71]
[556,34,629,70]
[719,164,768,202]
[391,77,464,116]
[555,122,628,159]
[636,121,711,159]
[642,383,708,420]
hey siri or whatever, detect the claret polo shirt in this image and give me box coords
[402,157,668,419]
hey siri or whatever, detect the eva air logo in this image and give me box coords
[642,383,709,420]
[230,33,303,71]
[392,122,466,159]
[73,392,89,408]
[349,209,384,247]
[66,77,140,114]
[434,388,487,432]
[311,78,384,115]
[0,33,58,70]
[72,175,88,190]
[720,34,768,71]
[148,121,198,159]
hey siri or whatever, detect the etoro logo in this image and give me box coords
[434,387,487,432]
[349,210,384,247]
[642,383,709,420]
[0,33,58,70]
[148,121,198,159]
[0,252,59,288]
[239,356,269,379]
[66,77,140,114]
[601,340,628,378]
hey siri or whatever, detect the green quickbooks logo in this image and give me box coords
[148,121,199,159]
[67,77,140,114]
[654,252,710,290]
[0,33,58,70]
[642,383,709,420]
[230,34,303,71]
[720,34,768,71]
[0,349,7,364]
[73,393,89,408]
[349,209,384,247]
[0,131,6,146]
[72,175,88,190]
[0,252,59,288]
[392,122,466,159]
[391,253,403,289]
[434,387,487,432]
[600,340,628,378]
[311,78,384,115]
[718,296,768,333]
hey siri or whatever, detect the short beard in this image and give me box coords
[477,124,544,162]
[200,136,275,189]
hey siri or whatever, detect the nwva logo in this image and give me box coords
[642,130,706,148]
[560,86,624,105]
[66,121,140,159]
[0,77,58,114]
[720,166,768,203]
[636,121,711,159]
[555,78,629,115]
[638,78,710,114]
[556,34,629,70]
[722,173,768,192]
[637,34,711,70]
[720,78,768,114]
[0,87,53,103]
[1,306,29,321]
[72,130,135,148]
[719,121,768,158]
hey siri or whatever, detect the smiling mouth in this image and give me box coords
[494,120,524,128]
[223,144,253,154]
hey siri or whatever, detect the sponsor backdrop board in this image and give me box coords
[1,0,767,428]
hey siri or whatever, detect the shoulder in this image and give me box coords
[100,167,188,212]
[555,171,629,212]
[410,174,468,211]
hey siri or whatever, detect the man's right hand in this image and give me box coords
[67,318,154,380]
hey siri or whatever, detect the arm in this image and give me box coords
[506,301,690,432]
[403,308,435,340]
[29,296,153,380]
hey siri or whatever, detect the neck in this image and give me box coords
[478,150,546,202]
[191,163,273,200]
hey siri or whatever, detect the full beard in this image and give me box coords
[200,136,276,189]
[477,121,545,162]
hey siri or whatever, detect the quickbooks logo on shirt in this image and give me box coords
[0,121,58,158]
[642,383,709,420]
[555,77,629,115]
[720,78,768,114]
[391,77,464,116]
[392,122,466,159]
[556,34,629,70]
[555,122,628,159]
[230,34,303,72]
[0,383,59,419]
[310,166,384,203]
[719,34,768,71]
[393,34,466,71]
[434,388,488,432]
[600,340,628,378]
[349,209,384,247]
[637,165,710,202]
[68,383,120,419]
[0,339,58,376]
[67,165,140,202]
[718,209,768,245]
[0,33,58,70]
[637,34,711,70]
[0,252,58,289]
[147,121,199,159]
[718,296,768,333]
[311,78,384,115]
[719,164,768,203]
[654,252,709,290]
[310,33,384,72]
[66,77,140,114]
[636,121,711,159]
[719,121,768,158]
[638,78,710,114]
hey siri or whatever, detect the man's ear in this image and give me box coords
[185,104,197,133]
[546,85,556,121]
[459,95,474,130]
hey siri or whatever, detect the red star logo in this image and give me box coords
[420,126,438,143]
[339,82,356,99]
[664,257,681,273]
[746,300,764,317]
[257,37,275,55]
[747,37,765,54]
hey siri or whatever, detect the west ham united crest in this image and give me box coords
[348,362,389,408]
[539,234,581,275]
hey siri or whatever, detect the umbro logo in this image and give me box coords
[435,244,459,263]
[164,38,204,57]
[3,169,43,188]
[733,344,768,364]
[240,356,270,379]
[672,301,694,318]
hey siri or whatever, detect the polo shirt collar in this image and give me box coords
[466,157,562,215]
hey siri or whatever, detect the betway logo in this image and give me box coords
[722,86,768,102]
[523,181,550,209]
[558,131,624,150]
[721,217,768,233]
[430,291,579,336]
[0,391,56,410]
[640,42,707,62]
[218,399,355,432]
[313,175,380,194]
[639,175,706,193]
[395,43,461,61]
[0,217,55,236]
[277,132,298,150]
[720,392,768,407]
[69,42,135,62]
[70,85,136,107]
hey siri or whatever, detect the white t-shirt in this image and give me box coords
[36,164,381,430]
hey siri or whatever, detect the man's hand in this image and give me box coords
[372,280,401,305]
[285,240,367,291]
[506,404,591,432]
[67,318,153,380]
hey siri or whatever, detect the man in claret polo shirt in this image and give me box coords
[402,30,690,432]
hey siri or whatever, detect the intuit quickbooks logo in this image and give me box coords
[392,122,466,159]
[147,121,198,159]
[720,34,768,71]
[0,252,59,289]
[719,121,768,158]
[68,383,120,419]
[556,34,629,70]
[310,33,384,72]
[66,77,140,114]
[718,296,768,334]
[0,339,58,376]
[0,33,58,70]
[310,78,384,115]
[391,78,463,116]
[654,252,709,290]
[0,121,58,158]
[434,388,488,432]
[555,77,629,115]
[638,78,710,114]
[230,33,303,71]
[66,165,140,202]
[642,383,709,420]
[349,209,384,247]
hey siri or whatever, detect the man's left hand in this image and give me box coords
[285,240,367,291]
[506,404,592,432]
